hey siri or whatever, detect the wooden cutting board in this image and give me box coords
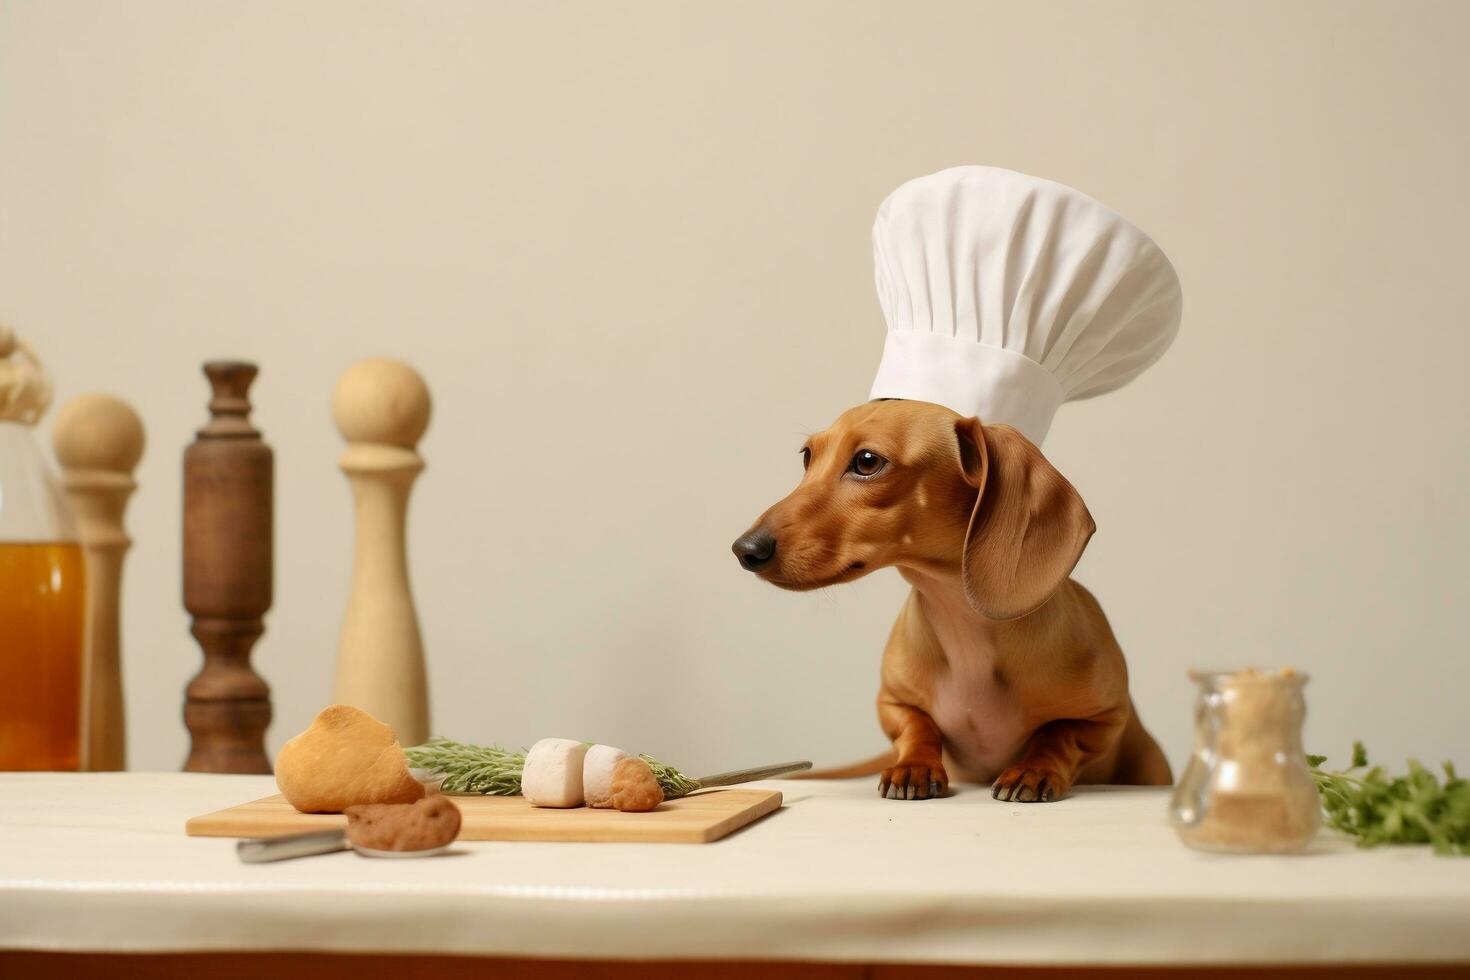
[186,789,782,844]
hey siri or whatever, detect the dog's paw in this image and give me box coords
[992,767,1066,803]
[879,762,948,800]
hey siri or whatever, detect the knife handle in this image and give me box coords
[694,760,812,789]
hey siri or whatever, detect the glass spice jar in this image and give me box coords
[1169,668,1321,854]
[0,328,86,771]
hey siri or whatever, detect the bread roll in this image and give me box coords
[275,705,425,813]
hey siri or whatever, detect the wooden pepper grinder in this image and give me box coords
[52,395,145,771]
[332,358,431,745]
[182,361,273,773]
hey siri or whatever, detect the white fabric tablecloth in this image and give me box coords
[1,773,1467,966]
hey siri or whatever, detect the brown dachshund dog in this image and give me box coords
[732,399,1171,802]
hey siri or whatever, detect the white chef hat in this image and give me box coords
[869,166,1182,445]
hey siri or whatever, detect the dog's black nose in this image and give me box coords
[732,529,777,571]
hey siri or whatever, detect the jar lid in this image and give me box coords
[1189,667,1308,686]
[0,326,53,425]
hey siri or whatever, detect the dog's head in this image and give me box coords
[731,400,1095,620]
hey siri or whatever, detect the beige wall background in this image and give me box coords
[2,1,1466,778]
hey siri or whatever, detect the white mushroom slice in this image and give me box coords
[583,744,629,808]
[521,738,589,808]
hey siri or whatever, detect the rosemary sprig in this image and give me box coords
[638,753,701,798]
[404,737,702,799]
[405,737,524,795]
[1309,742,1470,856]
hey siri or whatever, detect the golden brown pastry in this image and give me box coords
[345,795,462,852]
[610,757,664,812]
[275,705,425,813]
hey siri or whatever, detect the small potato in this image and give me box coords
[345,795,462,852]
[610,757,664,812]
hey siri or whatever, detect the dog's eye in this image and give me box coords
[850,450,887,478]
[800,447,811,470]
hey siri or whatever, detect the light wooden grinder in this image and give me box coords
[332,359,431,745]
[51,394,145,771]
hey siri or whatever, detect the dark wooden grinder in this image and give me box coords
[182,361,273,773]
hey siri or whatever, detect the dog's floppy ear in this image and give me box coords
[954,418,1095,621]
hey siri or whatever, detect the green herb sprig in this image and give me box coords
[405,737,524,795]
[1309,742,1470,856]
[637,753,701,798]
[404,737,701,799]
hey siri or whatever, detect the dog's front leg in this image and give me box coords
[992,714,1124,803]
[877,700,948,800]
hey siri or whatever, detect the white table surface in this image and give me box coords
[1,773,1467,966]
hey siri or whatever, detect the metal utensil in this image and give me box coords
[237,830,451,864]
[689,760,811,789]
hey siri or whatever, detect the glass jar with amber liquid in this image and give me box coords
[0,329,85,771]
